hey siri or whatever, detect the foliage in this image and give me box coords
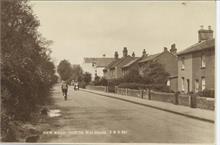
[57,60,73,81]
[82,72,92,84]
[118,83,174,93]
[122,68,143,83]
[71,65,83,82]
[198,89,215,98]
[142,61,170,84]
[93,77,108,86]
[1,0,57,141]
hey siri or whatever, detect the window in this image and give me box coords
[201,77,206,91]
[181,57,185,70]
[201,54,206,68]
[195,79,199,93]
[166,79,171,86]
[181,77,185,91]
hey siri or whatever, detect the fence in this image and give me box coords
[86,85,214,110]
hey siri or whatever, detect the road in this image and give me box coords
[39,85,215,143]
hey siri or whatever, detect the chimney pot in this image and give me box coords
[114,51,119,59]
[164,47,168,52]
[142,49,146,56]
[123,47,128,57]
[132,52,135,57]
[198,25,213,42]
[208,25,211,30]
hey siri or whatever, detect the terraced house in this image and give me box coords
[177,26,215,93]
[103,47,139,80]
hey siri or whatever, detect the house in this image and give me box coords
[121,49,147,76]
[177,26,215,93]
[81,55,115,81]
[138,45,178,91]
[103,47,139,80]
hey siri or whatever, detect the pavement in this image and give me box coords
[82,89,215,123]
[38,85,215,143]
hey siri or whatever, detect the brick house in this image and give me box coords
[177,26,215,93]
[103,47,139,80]
[138,45,178,91]
[81,56,115,81]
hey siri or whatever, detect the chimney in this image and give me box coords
[170,43,177,55]
[198,25,213,42]
[132,52,135,57]
[114,51,119,59]
[142,49,147,56]
[102,54,106,58]
[164,47,168,52]
[123,47,128,57]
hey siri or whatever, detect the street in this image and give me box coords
[39,84,215,143]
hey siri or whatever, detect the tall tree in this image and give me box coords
[57,60,73,81]
[71,65,83,81]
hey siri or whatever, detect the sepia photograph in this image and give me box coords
[0,0,217,144]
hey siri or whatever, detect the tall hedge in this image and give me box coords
[1,0,57,140]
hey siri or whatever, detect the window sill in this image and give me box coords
[181,68,185,71]
[200,66,206,69]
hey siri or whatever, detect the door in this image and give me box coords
[187,79,190,93]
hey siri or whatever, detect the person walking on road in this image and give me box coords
[61,81,68,100]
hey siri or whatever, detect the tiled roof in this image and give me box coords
[116,57,138,68]
[84,57,115,67]
[122,57,140,68]
[177,39,215,56]
[138,53,162,63]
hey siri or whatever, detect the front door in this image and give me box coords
[187,79,190,93]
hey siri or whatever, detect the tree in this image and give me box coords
[82,72,92,84]
[123,68,143,83]
[142,61,170,84]
[57,60,73,81]
[1,0,57,141]
[71,65,83,82]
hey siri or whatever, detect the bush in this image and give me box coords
[79,81,87,89]
[118,83,174,93]
[198,89,215,98]
[94,77,108,86]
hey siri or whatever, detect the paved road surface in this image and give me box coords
[39,85,215,143]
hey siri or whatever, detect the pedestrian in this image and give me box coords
[61,81,68,100]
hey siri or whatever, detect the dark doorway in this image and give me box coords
[187,79,190,93]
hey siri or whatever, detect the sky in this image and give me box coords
[30,1,216,65]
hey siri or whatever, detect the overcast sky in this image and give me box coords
[31,1,216,65]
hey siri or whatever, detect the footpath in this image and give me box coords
[81,89,215,123]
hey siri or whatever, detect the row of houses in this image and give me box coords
[82,26,215,93]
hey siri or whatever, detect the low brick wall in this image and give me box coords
[86,85,106,92]
[127,89,142,98]
[178,94,189,106]
[150,90,174,104]
[196,97,215,110]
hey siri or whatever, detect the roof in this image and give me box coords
[122,57,140,68]
[177,39,215,56]
[84,57,115,67]
[138,53,162,63]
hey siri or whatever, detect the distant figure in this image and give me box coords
[61,81,68,100]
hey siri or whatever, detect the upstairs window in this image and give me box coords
[201,54,206,68]
[181,57,185,70]
[166,79,171,86]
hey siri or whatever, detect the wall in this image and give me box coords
[196,97,215,110]
[178,94,189,106]
[150,90,175,103]
[157,51,178,77]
